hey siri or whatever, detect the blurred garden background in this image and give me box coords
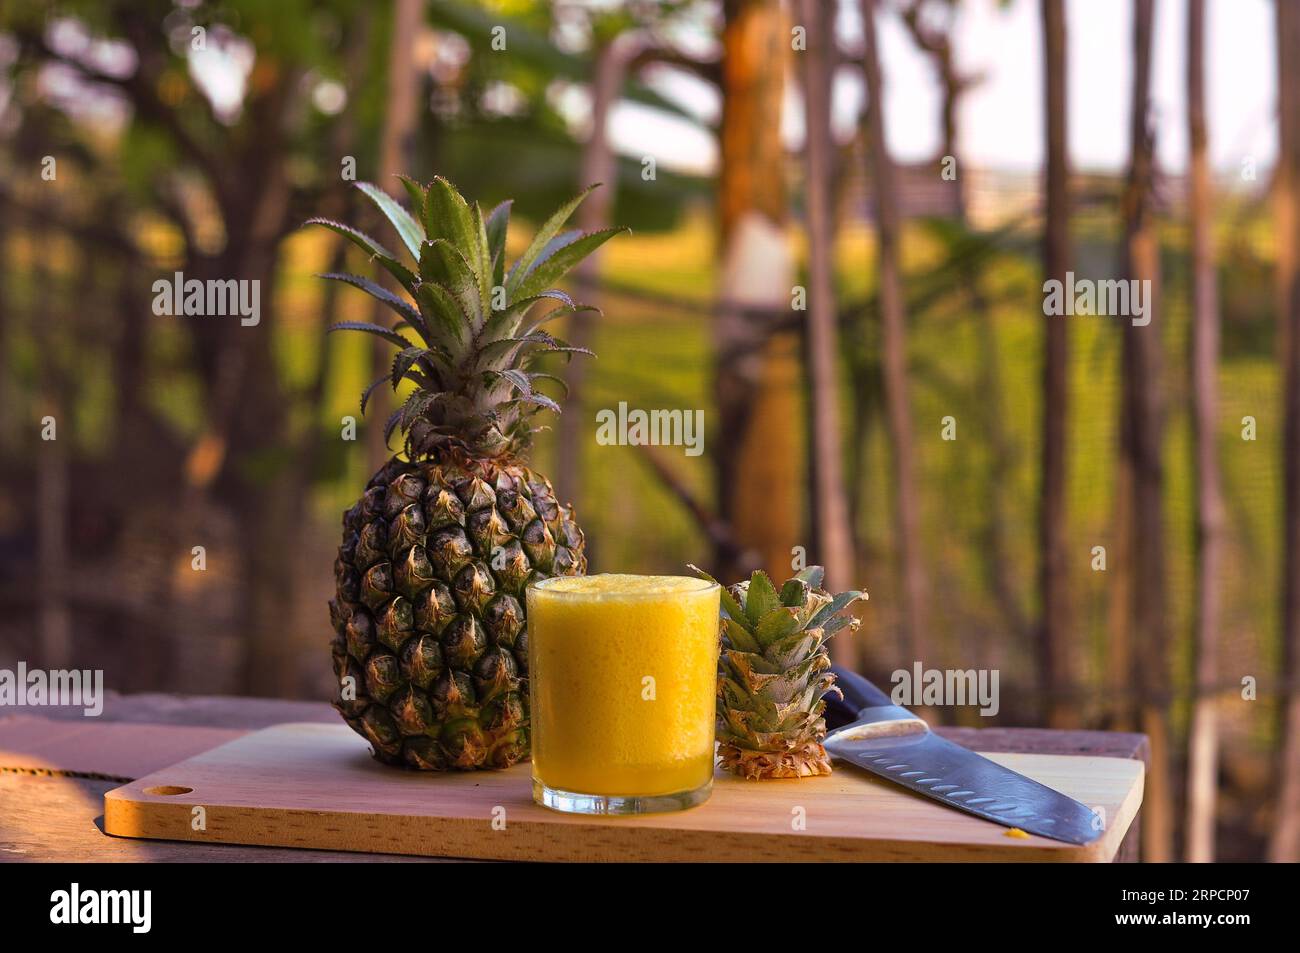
[1,0,1299,862]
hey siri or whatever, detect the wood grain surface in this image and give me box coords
[0,715,241,779]
[104,722,1143,862]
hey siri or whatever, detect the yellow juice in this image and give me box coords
[527,574,721,799]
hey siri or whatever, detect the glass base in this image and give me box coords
[533,777,712,815]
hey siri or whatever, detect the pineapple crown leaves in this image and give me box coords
[690,564,865,748]
[306,176,629,460]
[688,564,866,650]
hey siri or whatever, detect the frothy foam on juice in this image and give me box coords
[536,574,715,597]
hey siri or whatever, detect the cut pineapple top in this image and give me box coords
[532,574,717,599]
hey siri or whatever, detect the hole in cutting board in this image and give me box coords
[144,785,193,796]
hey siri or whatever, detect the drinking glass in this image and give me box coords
[526,574,721,814]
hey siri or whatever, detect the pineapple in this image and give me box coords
[692,565,865,779]
[312,177,625,770]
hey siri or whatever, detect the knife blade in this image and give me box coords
[823,666,1103,845]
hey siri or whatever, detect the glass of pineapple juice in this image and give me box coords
[526,574,721,814]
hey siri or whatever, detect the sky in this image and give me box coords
[614,0,1279,179]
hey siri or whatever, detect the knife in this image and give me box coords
[823,666,1103,845]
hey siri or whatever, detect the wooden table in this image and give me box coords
[0,693,1149,862]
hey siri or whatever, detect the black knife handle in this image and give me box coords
[829,665,894,719]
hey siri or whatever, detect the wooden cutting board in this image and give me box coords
[104,722,1143,862]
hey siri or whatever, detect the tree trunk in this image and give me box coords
[33,223,71,670]
[1278,0,1298,370]
[1185,0,1226,864]
[714,0,802,590]
[859,0,925,662]
[800,0,856,607]
[365,0,424,474]
[1121,0,1171,863]
[898,0,966,215]
[1270,0,1300,864]
[557,34,631,533]
[1105,450,1135,730]
[1039,0,1072,727]
[182,64,299,696]
[0,194,12,453]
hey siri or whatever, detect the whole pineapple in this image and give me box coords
[692,565,865,779]
[313,177,625,770]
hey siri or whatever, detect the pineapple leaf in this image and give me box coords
[517,303,599,341]
[420,240,482,329]
[504,184,599,297]
[387,390,439,447]
[795,589,833,627]
[355,182,424,259]
[415,282,470,353]
[470,201,493,316]
[744,570,781,626]
[689,564,746,621]
[764,630,819,669]
[474,331,557,368]
[487,367,531,393]
[404,368,438,390]
[819,614,859,638]
[400,389,437,426]
[487,369,562,414]
[513,228,579,285]
[359,373,388,416]
[383,410,401,447]
[513,226,629,302]
[795,566,826,589]
[498,387,568,423]
[304,218,418,290]
[779,578,809,607]
[485,199,512,288]
[482,332,593,366]
[753,606,802,648]
[316,272,425,339]
[486,368,534,399]
[424,178,484,276]
[524,371,569,397]
[396,175,427,228]
[717,590,748,629]
[722,617,760,653]
[478,289,574,347]
[504,392,561,414]
[532,344,592,363]
[807,590,867,632]
[719,677,753,713]
[391,346,427,388]
[327,321,412,350]
[539,335,589,353]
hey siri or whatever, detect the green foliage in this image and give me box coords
[421,0,709,232]
[434,118,704,233]
[427,0,696,121]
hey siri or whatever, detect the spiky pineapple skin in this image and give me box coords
[329,455,585,770]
